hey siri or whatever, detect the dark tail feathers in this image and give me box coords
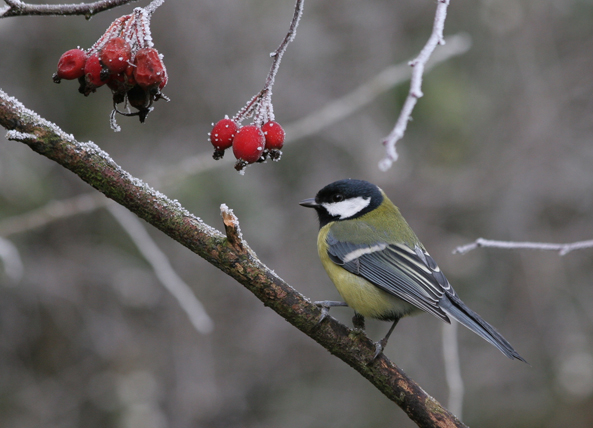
[440,293,527,363]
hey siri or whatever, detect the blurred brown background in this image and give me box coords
[1,0,593,426]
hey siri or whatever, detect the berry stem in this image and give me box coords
[264,0,304,92]
[144,0,165,15]
[231,0,304,127]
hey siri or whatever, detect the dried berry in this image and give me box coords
[53,49,88,83]
[133,48,167,93]
[100,37,132,74]
[126,85,152,122]
[232,125,265,168]
[127,85,150,109]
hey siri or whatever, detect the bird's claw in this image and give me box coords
[369,337,388,364]
[316,305,330,325]
[313,300,347,326]
[372,342,384,361]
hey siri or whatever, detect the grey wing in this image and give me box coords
[326,233,452,322]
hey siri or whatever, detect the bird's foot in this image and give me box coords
[314,300,348,325]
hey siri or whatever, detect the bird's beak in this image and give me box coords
[299,198,318,208]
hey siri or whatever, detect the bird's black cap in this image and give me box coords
[300,179,383,227]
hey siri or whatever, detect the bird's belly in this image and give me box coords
[331,270,417,320]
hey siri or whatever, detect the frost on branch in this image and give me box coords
[52,1,169,131]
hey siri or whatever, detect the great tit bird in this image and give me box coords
[300,179,525,362]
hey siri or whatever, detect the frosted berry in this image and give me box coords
[134,48,167,93]
[84,53,107,94]
[232,125,265,170]
[53,49,87,83]
[210,118,238,160]
[261,120,285,160]
[100,37,132,74]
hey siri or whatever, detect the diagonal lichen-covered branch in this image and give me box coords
[0,88,466,428]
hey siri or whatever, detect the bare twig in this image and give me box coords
[379,0,452,171]
[0,88,467,428]
[220,204,245,252]
[107,203,214,335]
[0,0,138,19]
[454,237,593,256]
[0,192,104,237]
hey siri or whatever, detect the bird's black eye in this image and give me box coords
[332,194,344,203]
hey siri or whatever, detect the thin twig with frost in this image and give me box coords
[379,0,451,171]
[232,0,304,125]
[264,0,303,91]
[144,0,165,15]
[0,35,470,238]
[454,237,593,256]
[442,321,464,419]
[108,203,214,334]
[0,0,137,18]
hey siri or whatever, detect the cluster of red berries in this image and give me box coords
[52,9,168,127]
[209,118,285,172]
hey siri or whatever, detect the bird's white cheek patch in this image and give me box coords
[322,197,371,219]
[343,243,388,263]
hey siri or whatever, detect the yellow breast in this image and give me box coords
[317,225,418,320]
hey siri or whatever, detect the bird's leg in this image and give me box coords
[371,318,400,361]
[314,300,348,325]
[352,313,365,331]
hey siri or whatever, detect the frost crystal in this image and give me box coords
[5,130,37,142]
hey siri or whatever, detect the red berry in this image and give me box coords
[232,125,265,164]
[210,118,238,151]
[133,48,167,92]
[261,120,285,150]
[100,37,132,74]
[84,53,106,91]
[54,49,87,82]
